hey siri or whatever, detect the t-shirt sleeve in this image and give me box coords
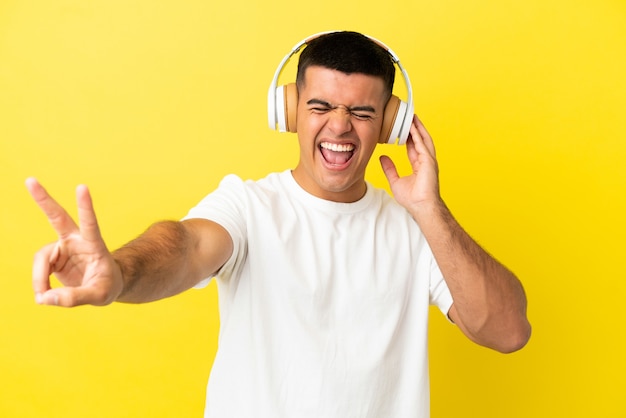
[181,174,248,288]
[428,253,454,320]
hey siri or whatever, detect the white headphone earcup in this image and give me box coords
[273,84,298,133]
[380,95,399,144]
[267,88,275,129]
[396,100,414,145]
[284,83,298,133]
[381,96,410,145]
[275,85,287,132]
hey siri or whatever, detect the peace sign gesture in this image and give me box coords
[26,178,123,307]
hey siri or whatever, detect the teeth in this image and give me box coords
[320,142,355,152]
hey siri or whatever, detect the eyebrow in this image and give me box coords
[306,99,376,113]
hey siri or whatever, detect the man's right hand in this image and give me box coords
[26,178,124,307]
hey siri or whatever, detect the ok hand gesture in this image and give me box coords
[26,178,123,307]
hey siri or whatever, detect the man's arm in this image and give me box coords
[114,219,232,303]
[413,200,530,353]
[26,178,232,307]
[380,117,531,353]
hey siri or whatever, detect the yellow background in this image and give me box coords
[1,0,625,416]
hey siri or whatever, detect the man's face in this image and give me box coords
[292,65,388,203]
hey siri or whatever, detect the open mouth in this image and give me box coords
[319,142,355,167]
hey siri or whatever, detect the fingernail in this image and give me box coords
[35,293,43,304]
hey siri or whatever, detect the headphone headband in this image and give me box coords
[267,31,414,145]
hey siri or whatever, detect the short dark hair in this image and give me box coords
[296,31,396,98]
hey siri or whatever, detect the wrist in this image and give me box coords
[111,255,130,302]
[409,198,449,226]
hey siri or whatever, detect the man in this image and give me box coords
[27,31,530,417]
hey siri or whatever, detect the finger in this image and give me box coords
[379,155,400,184]
[36,290,59,306]
[75,184,103,242]
[26,178,79,240]
[405,134,420,163]
[36,286,101,307]
[414,116,436,157]
[32,243,56,301]
[407,117,434,165]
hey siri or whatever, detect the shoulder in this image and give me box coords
[217,171,288,191]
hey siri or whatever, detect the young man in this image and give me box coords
[27,31,530,417]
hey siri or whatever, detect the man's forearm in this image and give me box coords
[414,200,531,352]
[113,220,200,303]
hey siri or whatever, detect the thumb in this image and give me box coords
[379,155,399,185]
[35,286,107,308]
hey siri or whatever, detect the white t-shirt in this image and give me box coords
[184,171,453,418]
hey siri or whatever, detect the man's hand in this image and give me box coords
[379,116,442,216]
[26,178,123,307]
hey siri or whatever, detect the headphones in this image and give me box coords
[267,31,414,145]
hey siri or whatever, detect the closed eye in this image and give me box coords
[307,99,333,114]
[351,112,374,120]
[311,106,331,113]
[306,99,377,120]
[349,105,376,121]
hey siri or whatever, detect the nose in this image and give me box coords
[327,107,353,136]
